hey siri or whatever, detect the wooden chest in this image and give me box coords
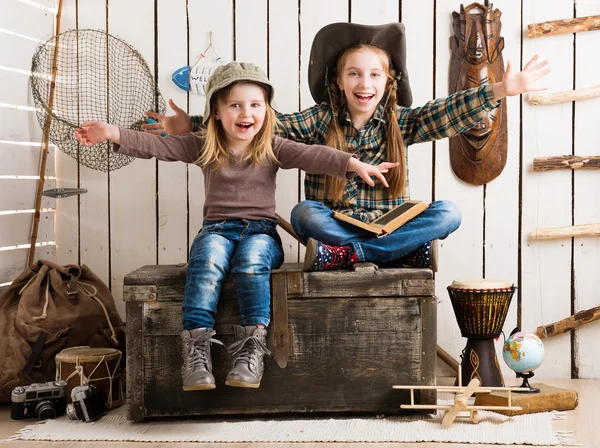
[124,263,437,421]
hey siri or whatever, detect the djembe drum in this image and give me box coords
[447,280,516,387]
[55,346,123,409]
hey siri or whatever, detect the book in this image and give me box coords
[333,200,428,237]
[474,383,579,416]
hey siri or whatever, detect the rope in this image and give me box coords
[78,282,119,345]
[31,278,50,321]
[56,350,123,408]
[17,269,118,344]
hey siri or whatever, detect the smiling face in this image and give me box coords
[214,82,268,152]
[336,47,390,124]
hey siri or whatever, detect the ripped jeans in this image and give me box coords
[182,219,284,330]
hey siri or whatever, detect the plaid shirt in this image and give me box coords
[192,85,499,223]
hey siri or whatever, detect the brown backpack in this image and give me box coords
[0,260,126,403]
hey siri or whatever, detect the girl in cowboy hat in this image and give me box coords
[144,23,548,272]
[75,61,391,391]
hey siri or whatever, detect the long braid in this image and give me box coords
[384,70,407,198]
[324,78,349,202]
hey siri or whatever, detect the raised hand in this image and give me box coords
[494,55,550,99]
[142,99,193,136]
[74,121,120,147]
[349,159,399,187]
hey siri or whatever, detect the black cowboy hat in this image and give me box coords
[308,22,412,107]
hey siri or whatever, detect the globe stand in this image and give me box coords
[514,372,540,394]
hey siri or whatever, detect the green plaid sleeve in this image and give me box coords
[398,84,500,146]
[275,103,331,143]
[191,115,203,133]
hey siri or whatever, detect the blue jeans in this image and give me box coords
[291,200,461,264]
[182,219,284,330]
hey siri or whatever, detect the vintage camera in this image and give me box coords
[11,380,68,420]
[66,384,106,422]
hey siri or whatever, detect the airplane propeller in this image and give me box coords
[441,377,481,427]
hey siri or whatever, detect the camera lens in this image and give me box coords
[66,403,79,420]
[35,400,56,420]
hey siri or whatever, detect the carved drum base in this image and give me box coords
[459,338,505,387]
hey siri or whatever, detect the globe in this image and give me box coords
[502,332,545,373]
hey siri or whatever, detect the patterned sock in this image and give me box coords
[396,241,432,269]
[304,238,358,272]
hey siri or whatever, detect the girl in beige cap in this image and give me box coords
[75,61,391,391]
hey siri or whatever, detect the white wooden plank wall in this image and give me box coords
[1,0,56,286]
[522,0,574,380]
[3,0,599,378]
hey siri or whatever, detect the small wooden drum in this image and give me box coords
[447,279,516,387]
[55,346,123,409]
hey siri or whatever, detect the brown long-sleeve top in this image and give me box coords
[115,129,353,221]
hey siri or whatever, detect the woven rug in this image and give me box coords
[3,403,575,445]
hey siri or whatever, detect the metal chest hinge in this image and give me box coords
[123,285,157,302]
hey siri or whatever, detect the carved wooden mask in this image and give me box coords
[449,3,507,185]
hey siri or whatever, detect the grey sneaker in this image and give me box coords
[181,328,223,391]
[225,325,271,388]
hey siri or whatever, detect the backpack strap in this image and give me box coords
[66,265,81,304]
[21,330,48,375]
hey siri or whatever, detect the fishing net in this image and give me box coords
[30,29,166,172]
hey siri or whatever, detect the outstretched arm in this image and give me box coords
[76,121,202,163]
[401,55,549,145]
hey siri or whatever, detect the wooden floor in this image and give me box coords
[0,379,598,448]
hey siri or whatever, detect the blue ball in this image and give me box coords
[146,119,167,138]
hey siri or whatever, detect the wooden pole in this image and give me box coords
[275,213,303,245]
[528,15,600,38]
[533,155,600,171]
[537,306,600,339]
[527,85,600,105]
[28,0,64,266]
[530,224,600,240]
[437,345,459,372]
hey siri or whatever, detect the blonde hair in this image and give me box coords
[194,81,278,168]
[324,44,407,201]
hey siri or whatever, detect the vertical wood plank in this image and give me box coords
[236,0,267,70]
[157,0,188,265]
[522,0,573,379]
[298,0,347,260]
[485,0,522,380]
[402,0,435,220]
[299,0,347,111]
[573,1,600,379]
[187,0,234,240]
[434,0,485,363]
[75,1,111,302]
[54,0,80,266]
[108,0,157,319]
[350,0,398,24]
[269,0,302,261]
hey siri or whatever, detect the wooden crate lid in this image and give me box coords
[124,262,434,301]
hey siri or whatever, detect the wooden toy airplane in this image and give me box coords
[392,366,525,427]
